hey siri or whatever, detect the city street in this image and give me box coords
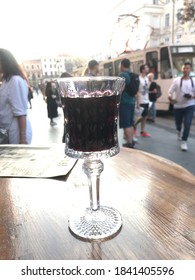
[29,93,195,175]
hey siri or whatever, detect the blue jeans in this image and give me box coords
[148,102,156,120]
[174,105,195,141]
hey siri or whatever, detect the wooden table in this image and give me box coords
[0,148,195,260]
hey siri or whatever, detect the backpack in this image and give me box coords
[156,84,162,98]
[180,77,194,88]
[125,72,140,96]
[149,82,161,101]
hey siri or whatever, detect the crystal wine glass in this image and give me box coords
[56,76,125,241]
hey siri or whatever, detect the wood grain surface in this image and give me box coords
[0,148,194,260]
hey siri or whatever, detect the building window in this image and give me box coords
[153,0,159,4]
[151,15,160,28]
[50,64,52,68]
[45,72,47,76]
[51,71,53,76]
[31,65,34,69]
[55,71,57,75]
[190,28,195,34]
[150,38,159,47]
[114,60,122,76]
[54,64,56,68]
[165,14,170,27]
[132,60,144,74]
[176,33,182,44]
[104,62,113,76]
[146,51,158,79]
[160,47,172,79]
[44,59,46,62]
[37,65,39,69]
[165,37,170,43]
[176,33,182,39]
[176,11,180,23]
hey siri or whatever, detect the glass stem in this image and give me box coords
[82,159,104,211]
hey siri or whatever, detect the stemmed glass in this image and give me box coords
[57,76,125,241]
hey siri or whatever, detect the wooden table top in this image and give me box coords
[0,148,195,260]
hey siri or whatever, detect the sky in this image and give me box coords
[1,0,116,62]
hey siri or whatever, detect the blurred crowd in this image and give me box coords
[0,48,194,152]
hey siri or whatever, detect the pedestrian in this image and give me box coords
[86,60,99,76]
[61,72,72,78]
[40,82,46,100]
[148,72,157,122]
[60,72,72,142]
[168,62,195,151]
[119,58,136,148]
[0,48,32,144]
[134,64,151,137]
[28,86,33,109]
[45,81,58,126]
[35,86,39,95]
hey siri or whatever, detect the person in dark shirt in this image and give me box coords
[45,82,58,126]
[86,60,99,76]
[148,73,157,122]
[119,58,136,148]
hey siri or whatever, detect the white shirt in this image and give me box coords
[168,77,195,108]
[0,75,32,144]
[139,75,149,104]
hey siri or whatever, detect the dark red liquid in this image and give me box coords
[65,95,120,152]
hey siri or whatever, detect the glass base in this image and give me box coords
[68,206,122,241]
[65,144,120,160]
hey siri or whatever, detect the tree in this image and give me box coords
[177,0,195,24]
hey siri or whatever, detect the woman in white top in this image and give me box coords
[0,48,32,144]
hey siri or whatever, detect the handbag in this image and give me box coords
[134,106,144,118]
[0,128,9,144]
[28,87,34,100]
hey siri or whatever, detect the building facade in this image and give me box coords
[21,60,42,87]
[40,56,66,80]
[41,55,74,80]
[108,0,195,56]
[162,0,195,45]
[22,55,74,84]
